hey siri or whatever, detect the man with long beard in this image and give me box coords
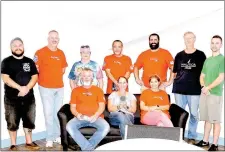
[134,33,174,91]
[1,37,39,150]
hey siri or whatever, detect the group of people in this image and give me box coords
[1,30,224,151]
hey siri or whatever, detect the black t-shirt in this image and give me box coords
[172,50,206,95]
[1,56,38,100]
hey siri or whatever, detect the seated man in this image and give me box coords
[66,68,110,151]
[140,75,173,127]
[108,76,137,139]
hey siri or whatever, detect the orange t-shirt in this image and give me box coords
[70,86,106,118]
[134,48,174,87]
[34,46,68,88]
[102,54,133,94]
[140,89,170,123]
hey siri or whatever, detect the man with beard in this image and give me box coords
[172,32,206,144]
[33,30,68,147]
[1,37,40,150]
[102,40,133,94]
[66,68,110,151]
[195,35,224,151]
[134,33,174,91]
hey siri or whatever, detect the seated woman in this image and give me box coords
[107,76,137,139]
[140,75,173,127]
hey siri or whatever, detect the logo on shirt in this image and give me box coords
[23,63,30,72]
[51,56,60,60]
[83,92,92,96]
[33,55,38,63]
[153,96,163,100]
[150,58,158,62]
[181,59,196,69]
[114,61,122,65]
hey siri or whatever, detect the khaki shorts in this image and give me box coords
[199,93,223,123]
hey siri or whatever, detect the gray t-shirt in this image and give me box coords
[108,91,137,115]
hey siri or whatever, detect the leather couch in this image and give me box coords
[57,94,189,151]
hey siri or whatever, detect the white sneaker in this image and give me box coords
[53,137,61,144]
[46,141,53,148]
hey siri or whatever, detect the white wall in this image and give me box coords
[1,1,224,142]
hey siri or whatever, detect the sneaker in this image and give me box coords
[25,142,40,150]
[208,144,218,151]
[46,141,53,148]
[195,140,209,147]
[8,145,17,151]
[53,137,61,144]
[188,139,196,144]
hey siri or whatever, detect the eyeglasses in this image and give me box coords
[81,45,90,48]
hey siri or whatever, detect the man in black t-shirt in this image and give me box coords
[172,32,206,144]
[1,37,40,150]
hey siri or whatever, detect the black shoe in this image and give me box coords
[8,145,17,151]
[195,140,209,147]
[208,144,218,151]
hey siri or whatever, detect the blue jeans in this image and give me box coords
[66,117,110,151]
[174,93,200,139]
[39,85,64,141]
[109,111,134,139]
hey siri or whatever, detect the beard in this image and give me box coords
[82,81,92,86]
[149,42,159,50]
[12,49,24,57]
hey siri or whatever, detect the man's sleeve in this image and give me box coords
[61,51,68,68]
[68,63,76,80]
[126,57,133,73]
[201,60,207,74]
[70,89,78,104]
[33,50,41,67]
[102,56,109,71]
[166,51,174,69]
[172,54,179,73]
[134,53,143,70]
[30,60,38,75]
[1,59,11,75]
[219,58,224,73]
[97,89,106,104]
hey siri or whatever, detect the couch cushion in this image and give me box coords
[79,126,121,136]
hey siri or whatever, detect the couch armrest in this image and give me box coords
[57,104,74,151]
[169,103,189,139]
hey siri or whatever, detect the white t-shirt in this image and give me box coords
[108,91,137,108]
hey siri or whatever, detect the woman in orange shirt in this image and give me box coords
[140,75,173,127]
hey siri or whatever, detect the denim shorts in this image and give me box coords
[4,96,36,131]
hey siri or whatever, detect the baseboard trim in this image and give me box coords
[1,131,224,148]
